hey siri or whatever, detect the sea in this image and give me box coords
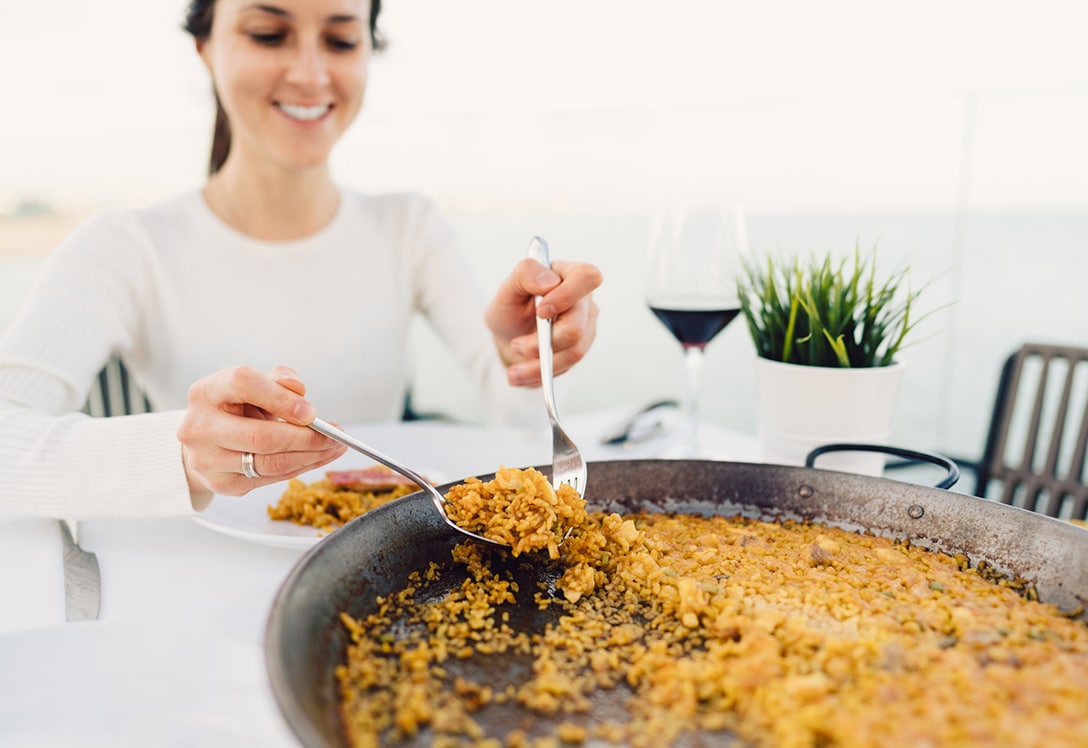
[3,208,1087,478]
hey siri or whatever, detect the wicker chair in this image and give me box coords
[960,342,1088,520]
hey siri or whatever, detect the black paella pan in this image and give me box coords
[265,458,1088,747]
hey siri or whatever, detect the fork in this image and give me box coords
[527,237,588,498]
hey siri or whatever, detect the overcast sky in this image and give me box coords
[2,0,1086,213]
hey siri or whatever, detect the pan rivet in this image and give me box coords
[908,505,925,519]
[798,485,814,499]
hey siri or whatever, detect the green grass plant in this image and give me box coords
[737,245,925,368]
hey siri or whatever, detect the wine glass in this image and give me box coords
[645,198,747,458]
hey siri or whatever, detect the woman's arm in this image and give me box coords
[0,211,197,518]
[400,194,601,425]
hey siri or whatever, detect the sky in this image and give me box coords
[1,0,1086,214]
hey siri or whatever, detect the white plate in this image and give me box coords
[0,622,296,748]
[193,457,446,549]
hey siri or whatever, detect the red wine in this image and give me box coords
[650,306,740,349]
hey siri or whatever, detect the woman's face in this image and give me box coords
[198,0,372,173]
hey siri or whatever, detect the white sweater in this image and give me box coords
[0,189,538,518]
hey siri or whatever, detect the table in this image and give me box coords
[0,409,758,747]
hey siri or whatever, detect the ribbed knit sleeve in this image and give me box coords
[0,405,192,518]
[0,208,196,519]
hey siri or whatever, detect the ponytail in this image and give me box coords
[209,92,231,176]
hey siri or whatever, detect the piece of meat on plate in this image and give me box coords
[327,465,424,492]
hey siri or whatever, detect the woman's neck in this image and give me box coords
[202,159,341,242]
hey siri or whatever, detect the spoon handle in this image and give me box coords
[309,417,432,493]
[310,418,509,548]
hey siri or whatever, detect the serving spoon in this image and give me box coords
[308,418,508,549]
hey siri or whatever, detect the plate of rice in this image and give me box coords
[193,460,446,549]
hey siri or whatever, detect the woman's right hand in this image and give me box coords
[176,365,346,505]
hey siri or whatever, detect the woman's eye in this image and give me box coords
[326,37,359,52]
[249,32,286,46]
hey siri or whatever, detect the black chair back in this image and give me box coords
[974,342,1088,520]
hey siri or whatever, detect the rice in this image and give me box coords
[336,493,1088,747]
[443,466,587,558]
[267,474,418,531]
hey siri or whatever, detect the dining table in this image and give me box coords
[0,407,760,748]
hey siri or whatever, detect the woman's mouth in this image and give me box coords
[276,102,332,122]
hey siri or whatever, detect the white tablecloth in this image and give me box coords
[0,409,758,747]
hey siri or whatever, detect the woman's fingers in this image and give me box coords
[179,419,345,497]
[550,297,598,375]
[534,260,603,320]
[487,258,602,386]
[483,258,551,348]
[177,366,345,498]
[485,259,602,337]
[501,293,600,386]
[271,366,308,397]
[188,365,315,424]
[183,441,346,498]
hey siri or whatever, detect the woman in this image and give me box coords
[0,0,602,517]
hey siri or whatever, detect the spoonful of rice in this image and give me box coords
[443,465,586,558]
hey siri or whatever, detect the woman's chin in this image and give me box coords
[275,149,335,173]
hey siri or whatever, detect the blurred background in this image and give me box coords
[2,0,1086,463]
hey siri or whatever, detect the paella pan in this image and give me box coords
[266,459,1088,747]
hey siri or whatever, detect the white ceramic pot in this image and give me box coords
[753,357,906,476]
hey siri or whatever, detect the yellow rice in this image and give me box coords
[268,477,417,530]
[443,466,587,558]
[335,472,1088,748]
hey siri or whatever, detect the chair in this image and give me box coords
[83,354,443,422]
[959,342,1088,520]
[83,355,152,417]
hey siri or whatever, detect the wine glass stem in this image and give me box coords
[682,345,706,452]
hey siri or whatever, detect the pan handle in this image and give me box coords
[805,443,960,490]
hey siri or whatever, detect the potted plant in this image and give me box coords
[736,245,928,474]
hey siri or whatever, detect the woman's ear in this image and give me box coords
[196,38,212,70]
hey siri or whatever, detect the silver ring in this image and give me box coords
[241,451,261,479]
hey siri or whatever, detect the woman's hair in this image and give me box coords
[182,0,385,175]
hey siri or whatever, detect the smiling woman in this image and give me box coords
[2,0,1086,501]
[183,0,384,180]
[0,0,603,521]
[185,0,381,239]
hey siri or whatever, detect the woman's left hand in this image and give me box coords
[485,258,603,387]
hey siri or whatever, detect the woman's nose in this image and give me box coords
[285,41,330,89]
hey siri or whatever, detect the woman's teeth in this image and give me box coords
[278,103,330,121]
